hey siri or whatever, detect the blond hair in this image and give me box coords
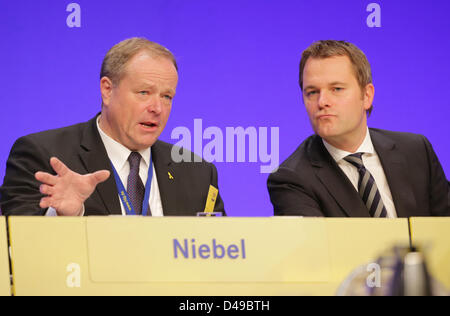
[299,40,373,114]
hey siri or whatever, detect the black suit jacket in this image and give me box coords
[448,181,450,207]
[0,116,225,216]
[268,129,449,217]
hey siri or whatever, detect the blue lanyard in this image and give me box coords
[110,156,153,216]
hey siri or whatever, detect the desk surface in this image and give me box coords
[409,217,450,289]
[0,217,11,296]
[8,217,409,296]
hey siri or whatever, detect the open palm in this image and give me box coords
[35,157,110,216]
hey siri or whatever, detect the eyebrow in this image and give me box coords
[328,81,347,86]
[303,81,348,91]
[303,85,317,91]
[164,88,176,95]
[138,83,176,95]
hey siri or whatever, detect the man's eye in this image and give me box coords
[306,91,317,97]
[139,91,149,95]
[164,95,173,101]
[333,87,343,92]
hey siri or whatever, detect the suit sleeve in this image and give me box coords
[422,135,450,216]
[210,163,226,216]
[448,181,450,211]
[0,136,51,216]
[267,167,324,217]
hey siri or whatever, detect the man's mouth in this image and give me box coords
[317,114,335,119]
[140,122,158,128]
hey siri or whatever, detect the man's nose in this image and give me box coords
[318,90,331,109]
[147,95,162,114]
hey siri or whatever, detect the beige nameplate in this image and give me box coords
[9,217,410,295]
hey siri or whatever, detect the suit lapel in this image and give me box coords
[78,115,122,215]
[308,136,370,217]
[151,141,179,215]
[370,130,416,218]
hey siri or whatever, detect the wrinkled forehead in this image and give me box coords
[120,52,178,87]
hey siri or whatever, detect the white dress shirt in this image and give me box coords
[46,117,164,216]
[97,117,164,216]
[322,128,397,218]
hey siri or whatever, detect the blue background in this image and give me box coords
[0,0,449,216]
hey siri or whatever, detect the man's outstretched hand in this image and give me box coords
[35,157,110,216]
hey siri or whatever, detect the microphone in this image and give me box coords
[337,245,448,296]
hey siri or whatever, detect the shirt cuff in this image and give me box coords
[45,205,85,217]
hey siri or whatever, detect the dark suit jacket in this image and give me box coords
[0,115,225,216]
[448,181,450,207]
[268,129,449,217]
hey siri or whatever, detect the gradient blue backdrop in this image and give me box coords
[1,0,449,216]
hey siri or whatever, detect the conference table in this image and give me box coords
[0,216,448,296]
[409,217,450,290]
[0,217,10,296]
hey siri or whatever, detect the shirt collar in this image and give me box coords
[322,128,375,163]
[96,116,151,172]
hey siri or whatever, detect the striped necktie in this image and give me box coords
[344,153,388,218]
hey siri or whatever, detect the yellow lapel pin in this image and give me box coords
[168,172,174,180]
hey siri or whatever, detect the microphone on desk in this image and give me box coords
[402,250,433,296]
[336,245,448,296]
[388,246,433,296]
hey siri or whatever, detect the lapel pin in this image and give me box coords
[168,172,174,180]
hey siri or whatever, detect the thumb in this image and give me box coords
[90,170,111,185]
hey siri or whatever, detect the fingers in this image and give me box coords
[38,159,110,196]
[90,170,111,186]
[35,171,58,185]
[50,157,70,177]
[39,197,52,209]
[35,157,69,184]
[39,184,54,196]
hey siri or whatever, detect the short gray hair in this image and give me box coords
[100,37,178,85]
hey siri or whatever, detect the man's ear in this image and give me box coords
[100,77,114,106]
[363,83,375,111]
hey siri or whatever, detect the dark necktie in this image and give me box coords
[127,152,145,215]
[344,153,388,218]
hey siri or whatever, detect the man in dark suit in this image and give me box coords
[268,40,449,217]
[0,38,225,216]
